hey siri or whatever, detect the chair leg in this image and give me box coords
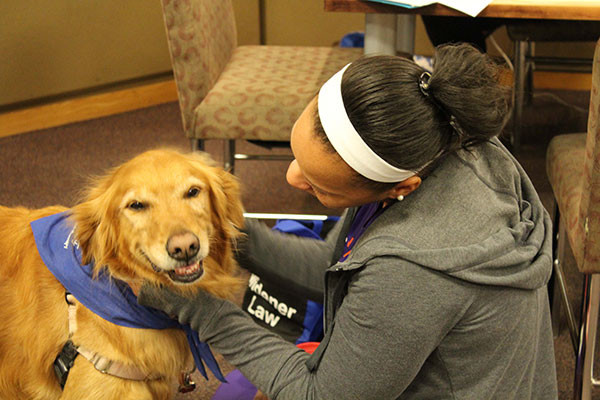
[551,205,562,335]
[551,206,579,348]
[512,39,528,151]
[525,41,535,106]
[190,139,205,152]
[574,274,600,400]
[223,139,235,174]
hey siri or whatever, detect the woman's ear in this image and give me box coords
[389,176,422,199]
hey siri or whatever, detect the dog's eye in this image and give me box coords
[128,201,146,210]
[186,187,201,198]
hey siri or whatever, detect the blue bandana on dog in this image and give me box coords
[30,211,226,382]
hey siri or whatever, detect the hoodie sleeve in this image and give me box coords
[234,217,344,302]
[138,255,475,400]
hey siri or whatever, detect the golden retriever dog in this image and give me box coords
[0,149,244,399]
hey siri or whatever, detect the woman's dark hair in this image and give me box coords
[314,42,511,189]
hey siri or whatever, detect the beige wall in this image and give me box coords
[262,0,364,46]
[0,0,172,108]
[414,16,434,55]
[0,0,363,108]
[1,0,595,109]
[232,0,261,45]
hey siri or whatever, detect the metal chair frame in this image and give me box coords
[512,41,593,150]
[190,139,294,175]
[551,205,600,400]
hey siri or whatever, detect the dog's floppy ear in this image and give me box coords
[70,170,120,271]
[186,151,245,239]
[209,166,245,241]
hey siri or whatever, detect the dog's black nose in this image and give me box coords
[167,232,200,261]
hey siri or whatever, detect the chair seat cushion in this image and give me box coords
[546,132,587,269]
[192,45,363,141]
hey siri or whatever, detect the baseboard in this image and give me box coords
[0,70,592,139]
[498,69,592,91]
[533,71,592,91]
[0,80,178,139]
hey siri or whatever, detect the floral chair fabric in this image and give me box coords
[161,0,237,135]
[546,38,600,274]
[160,0,363,143]
[545,38,600,400]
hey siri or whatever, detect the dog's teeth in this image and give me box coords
[167,261,204,283]
[175,262,199,276]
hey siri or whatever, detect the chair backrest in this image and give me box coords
[578,39,600,272]
[160,0,237,134]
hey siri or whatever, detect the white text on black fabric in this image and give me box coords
[246,274,297,327]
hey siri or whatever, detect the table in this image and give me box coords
[325,0,600,149]
[325,1,600,20]
[326,1,600,53]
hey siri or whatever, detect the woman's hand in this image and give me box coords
[134,282,223,330]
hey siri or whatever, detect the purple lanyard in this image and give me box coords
[339,201,390,262]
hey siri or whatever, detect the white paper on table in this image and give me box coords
[366,0,493,17]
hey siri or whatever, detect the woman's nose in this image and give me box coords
[286,160,311,191]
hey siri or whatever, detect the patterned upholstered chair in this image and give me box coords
[160,0,363,172]
[546,38,600,400]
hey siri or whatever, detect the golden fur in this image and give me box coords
[0,149,244,399]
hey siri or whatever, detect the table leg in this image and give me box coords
[364,13,415,56]
[364,14,398,55]
[396,14,415,55]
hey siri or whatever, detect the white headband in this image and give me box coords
[318,64,416,183]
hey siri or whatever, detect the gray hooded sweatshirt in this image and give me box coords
[139,138,558,399]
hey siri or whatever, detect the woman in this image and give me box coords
[138,43,558,399]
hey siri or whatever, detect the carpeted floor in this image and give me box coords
[0,87,595,399]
